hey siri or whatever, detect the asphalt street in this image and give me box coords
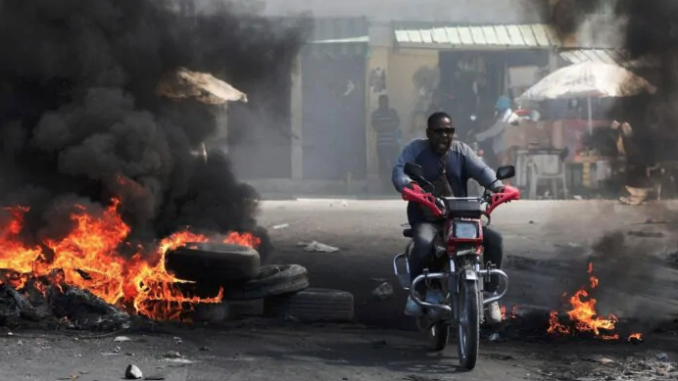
[261,199,678,330]
[3,199,678,381]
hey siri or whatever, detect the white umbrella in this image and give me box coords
[517,62,656,132]
[518,62,656,102]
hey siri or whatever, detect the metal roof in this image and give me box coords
[309,36,369,44]
[309,17,369,43]
[302,18,369,58]
[394,24,560,50]
[559,49,659,68]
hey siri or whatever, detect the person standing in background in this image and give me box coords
[475,96,519,167]
[372,95,401,191]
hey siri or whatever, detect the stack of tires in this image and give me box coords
[165,242,354,322]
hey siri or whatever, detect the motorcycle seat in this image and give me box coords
[402,228,413,238]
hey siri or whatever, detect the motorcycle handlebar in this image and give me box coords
[401,184,520,217]
[484,184,521,215]
[401,184,444,217]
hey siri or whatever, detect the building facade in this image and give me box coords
[246,0,636,195]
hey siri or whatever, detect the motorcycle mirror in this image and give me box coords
[496,165,516,180]
[404,162,425,180]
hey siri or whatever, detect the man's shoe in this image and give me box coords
[425,289,445,304]
[404,296,424,317]
[425,289,446,320]
[486,299,502,324]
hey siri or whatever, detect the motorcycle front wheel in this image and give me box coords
[457,279,480,370]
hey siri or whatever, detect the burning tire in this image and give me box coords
[165,242,260,283]
[222,264,309,301]
[263,288,354,322]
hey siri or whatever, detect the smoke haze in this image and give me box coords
[261,0,545,23]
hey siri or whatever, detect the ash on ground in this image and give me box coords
[0,271,130,331]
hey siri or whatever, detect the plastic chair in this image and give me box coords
[527,154,569,200]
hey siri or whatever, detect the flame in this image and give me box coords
[0,198,260,321]
[500,305,520,321]
[547,262,642,341]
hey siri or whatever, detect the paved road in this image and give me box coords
[4,200,678,381]
[260,199,678,330]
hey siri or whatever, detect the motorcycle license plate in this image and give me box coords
[464,269,477,280]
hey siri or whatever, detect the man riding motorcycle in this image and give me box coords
[391,111,505,324]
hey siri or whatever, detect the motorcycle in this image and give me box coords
[392,162,520,370]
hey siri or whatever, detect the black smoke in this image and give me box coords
[0,0,308,250]
[546,0,678,153]
[534,0,678,327]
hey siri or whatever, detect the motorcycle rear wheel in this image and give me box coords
[457,280,480,370]
[429,320,450,352]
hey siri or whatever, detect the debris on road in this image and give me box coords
[372,282,394,301]
[627,230,664,238]
[297,241,339,252]
[371,340,387,348]
[144,375,166,380]
[173,337,182,345]
[488,333,502,342]
[643,218,670,224]
[163,358,196,365]
[114,336,132,342]
[329,200,349,207]
[163,351,182,359]
[271,223,289,230]
[124,364,143,380]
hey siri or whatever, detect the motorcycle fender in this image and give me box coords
[463,269,477,280]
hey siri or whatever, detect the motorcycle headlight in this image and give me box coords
[453,221,479,239]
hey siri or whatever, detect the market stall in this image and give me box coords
[515,62,656,199]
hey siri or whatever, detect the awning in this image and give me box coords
[559,49,659,69]
[302,17,369,58]
[394,23,560,50]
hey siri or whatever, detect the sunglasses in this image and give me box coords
[429,128,455,136]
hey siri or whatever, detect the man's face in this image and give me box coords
[427,117,454,154]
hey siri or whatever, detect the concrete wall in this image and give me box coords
[364,27,440,177]
[386,49,439,143]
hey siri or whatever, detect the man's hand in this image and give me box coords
[492,185,505,193]
[404,182,419,191]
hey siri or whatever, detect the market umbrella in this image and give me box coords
[518,62,656,101]
[517,62,656,131]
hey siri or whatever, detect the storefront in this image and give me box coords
[388,22,558,167]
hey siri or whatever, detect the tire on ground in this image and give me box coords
[192,302,229,322]
[222,264,309,300]
[264,288,355,322]
[165,242,260,283]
